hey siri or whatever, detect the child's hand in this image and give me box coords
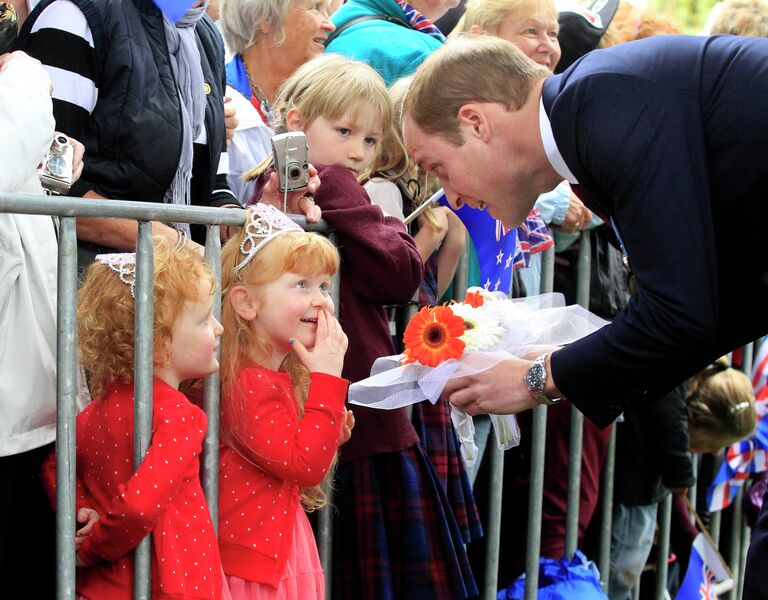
[338,409,355,445]
[75,508,99,550]
[262,164,322,223]
[290,309,348,377]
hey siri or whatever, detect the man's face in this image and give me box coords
[403,111,540,228]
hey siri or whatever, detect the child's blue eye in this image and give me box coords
[337,128,351,136]
[320,282,329,292]
[364,137,378,146]
[297,280,307,289]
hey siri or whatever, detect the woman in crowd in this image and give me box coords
[220,0,335,202]
[19,0,237,263]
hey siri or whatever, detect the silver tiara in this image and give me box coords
[95,253,137,298]
[233,204,303,277]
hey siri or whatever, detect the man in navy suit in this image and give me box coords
[402,34,768,596]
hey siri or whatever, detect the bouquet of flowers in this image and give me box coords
[349,289,608,466]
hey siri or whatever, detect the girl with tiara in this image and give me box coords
[40,237,228,599]
[217,204,353,599]
[245,54,478,598]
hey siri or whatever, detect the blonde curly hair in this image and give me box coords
[77,237,216,399]
[220,219,341,510]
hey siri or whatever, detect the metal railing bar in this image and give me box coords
[132,222,155,600]
[0,194,332,233]
[55,216,79,600]
[565,231,591,559]
[524,241,555,600]
[654,493,672,600]
[598,425,617,590]
[202,226,223,532]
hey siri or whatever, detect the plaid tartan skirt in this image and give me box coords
[331,443,479,600]
[412,399,483,544]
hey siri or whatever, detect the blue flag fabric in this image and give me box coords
[153,0,195,22]
[438,195,518,294]
[676,533,730,600]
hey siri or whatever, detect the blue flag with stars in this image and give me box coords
[438,195,518,294]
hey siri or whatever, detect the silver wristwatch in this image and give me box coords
[524,353,562,406]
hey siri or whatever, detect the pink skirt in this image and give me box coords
[227,509,324,600]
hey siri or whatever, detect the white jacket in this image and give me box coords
[0,56,60,455]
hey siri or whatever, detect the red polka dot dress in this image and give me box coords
[218,365,348,599]
[40,379,228,599]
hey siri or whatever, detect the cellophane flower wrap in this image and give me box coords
[348,290,609,467]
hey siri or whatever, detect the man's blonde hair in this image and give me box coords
[452,0,557,38]
[403,36,550,145]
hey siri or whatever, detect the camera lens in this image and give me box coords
[55,135,69,145]
[288,167,302,179]
[46,154,67,178]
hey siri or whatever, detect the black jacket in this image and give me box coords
[614,384,694,506]
[19,0,230,211]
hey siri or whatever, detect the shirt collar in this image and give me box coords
[539,98,579,185]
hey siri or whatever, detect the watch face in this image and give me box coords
[526,363,545,389]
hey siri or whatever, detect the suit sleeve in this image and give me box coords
[314,165,424,305]
[549,73,721,426]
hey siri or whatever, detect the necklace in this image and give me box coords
[241,56,274,125]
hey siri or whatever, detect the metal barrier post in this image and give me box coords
[654,493,672,600]
[598,425,617,591]
[484,442,505,599]
[202,226,223,531]
[55,217,79,600]
[688,453,699,525]
[319,232,342,599]
[132,222,155,600]
[524,242,555,600]
[565,231,591,558]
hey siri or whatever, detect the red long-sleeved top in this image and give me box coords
[41,379,225,600]
[218,366,348,586]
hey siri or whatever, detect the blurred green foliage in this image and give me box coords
[647,0,721,33]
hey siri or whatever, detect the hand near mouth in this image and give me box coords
[290,309,348,377]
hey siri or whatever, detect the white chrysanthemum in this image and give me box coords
[449,303,504,351]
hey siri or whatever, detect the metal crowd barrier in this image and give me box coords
[1,191,759,600]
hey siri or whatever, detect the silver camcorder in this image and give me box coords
[38,134,74,195]
[271,132,309,193]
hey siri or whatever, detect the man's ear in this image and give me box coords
[229,285,259,321]
[285,107,305,132]
[457,103,491,141]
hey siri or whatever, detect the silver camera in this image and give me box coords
[38,134,74,195]
[271,132,309,193]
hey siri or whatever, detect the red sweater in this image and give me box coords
[41,379,225,600]
[218,366,348,586]
[249,165,425,462]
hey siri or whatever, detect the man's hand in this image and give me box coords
[67,134,85,184]
[444,357,538,416]
[261,164,322,223]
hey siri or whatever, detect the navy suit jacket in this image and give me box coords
[542,35,768,427]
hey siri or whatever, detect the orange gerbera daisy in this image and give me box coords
[464,290,485,308]
[402,305,466,367]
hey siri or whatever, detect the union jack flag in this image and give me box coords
[676,533,730,600]
[707,340,768,511]
[707,438,767,512]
